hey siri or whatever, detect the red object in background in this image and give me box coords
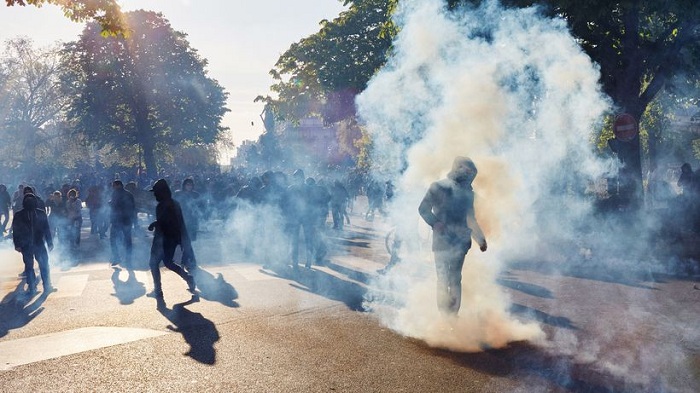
[613,113,638,142]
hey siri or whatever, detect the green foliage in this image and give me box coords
[6,0,126,35]
[266,0,394,124]
[61,10,229,176]
[0,38,70,171]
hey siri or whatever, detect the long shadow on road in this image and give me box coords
[261,265,367,312]
[0,283,47,338]
[191,267,239,308]
[509,259,661,290]
[430,342,648,392]
[110,268,147,305]
[157,296,220,365]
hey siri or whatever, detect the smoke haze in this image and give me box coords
[358,0,612,351]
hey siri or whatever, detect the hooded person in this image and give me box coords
[12,193,55,295]
[173,177,201,242]
[418,156,488,315]
[173,177,201,271]
[146,179,196,299]
[109,180,136,269]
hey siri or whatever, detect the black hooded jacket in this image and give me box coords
[12,194,53,250]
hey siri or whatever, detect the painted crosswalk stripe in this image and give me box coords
[0,326,168,370]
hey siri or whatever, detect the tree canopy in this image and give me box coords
[6,0,125,35]
[62,10,229,177]
[263,0,394,125]
[449,0,700,121]
[0,38,71,172]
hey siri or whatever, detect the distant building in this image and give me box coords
[230,140,257,168]
[231,117,355,171]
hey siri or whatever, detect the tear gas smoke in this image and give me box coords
[358,2,700,390]
[358,0,611,351]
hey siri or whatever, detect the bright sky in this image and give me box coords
[0,0,347,163]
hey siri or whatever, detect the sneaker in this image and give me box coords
[110,261,120,267]
[43,285,57,294]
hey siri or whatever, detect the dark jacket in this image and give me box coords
[419,157,485,252]
[12,194,53,251]
[110,186,136,226]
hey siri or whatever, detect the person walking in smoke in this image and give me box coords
[0,184,11,235]
[173,177,201,271]
[330,180,349,230]
[65,189,83,250]
[12,193,55,296]
[146,179,196,299]
[85,183,108,239]
[109,180,136,269]
[284,169,309,269]
[419,156,488,315]
[306,177,331,266]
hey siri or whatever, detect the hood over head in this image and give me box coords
[23,193,38,210]
[182,177,194,189]
[447,156,478,185]
[149,179,171,202]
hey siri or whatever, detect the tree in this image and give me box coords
[6,0,125,35]
[264,0,394,125]
[0,37,70,174]
[450,0,700,205]
[61,10,229,178]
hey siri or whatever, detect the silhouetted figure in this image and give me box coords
[23,186,46,211]
[366,180,384,220]
[0,184,11,234]
[677,163,700,233]
[65,189,82,250]
[46,191,67,242]
[147,179,196,299]
[306,177,331,266]
[284,169,309,269]
[419,157,487,315]
[330,180,349,230]
[236,176,263,205]
[109,180,136,269]
[174,177,201,271]
[12,194,55,295]
[85,183,108,238]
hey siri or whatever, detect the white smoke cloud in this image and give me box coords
[358,0,612,352]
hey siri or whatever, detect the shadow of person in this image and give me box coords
[156,297,220,365]
[430,342,648,392]
[261,265,367,311]
[0,283,46,338]
[190,268,239,308]
[110,268,146,305]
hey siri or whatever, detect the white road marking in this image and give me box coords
[0,326,168,370]
[52,274,89,298]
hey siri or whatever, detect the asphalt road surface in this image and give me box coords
[0,199,698,392]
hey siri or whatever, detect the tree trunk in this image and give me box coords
[142,142,158,180]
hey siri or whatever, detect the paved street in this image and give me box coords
[0,199,699,392]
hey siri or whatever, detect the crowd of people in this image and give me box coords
[0,166,394,300]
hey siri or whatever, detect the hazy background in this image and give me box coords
[0,0,347,162]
